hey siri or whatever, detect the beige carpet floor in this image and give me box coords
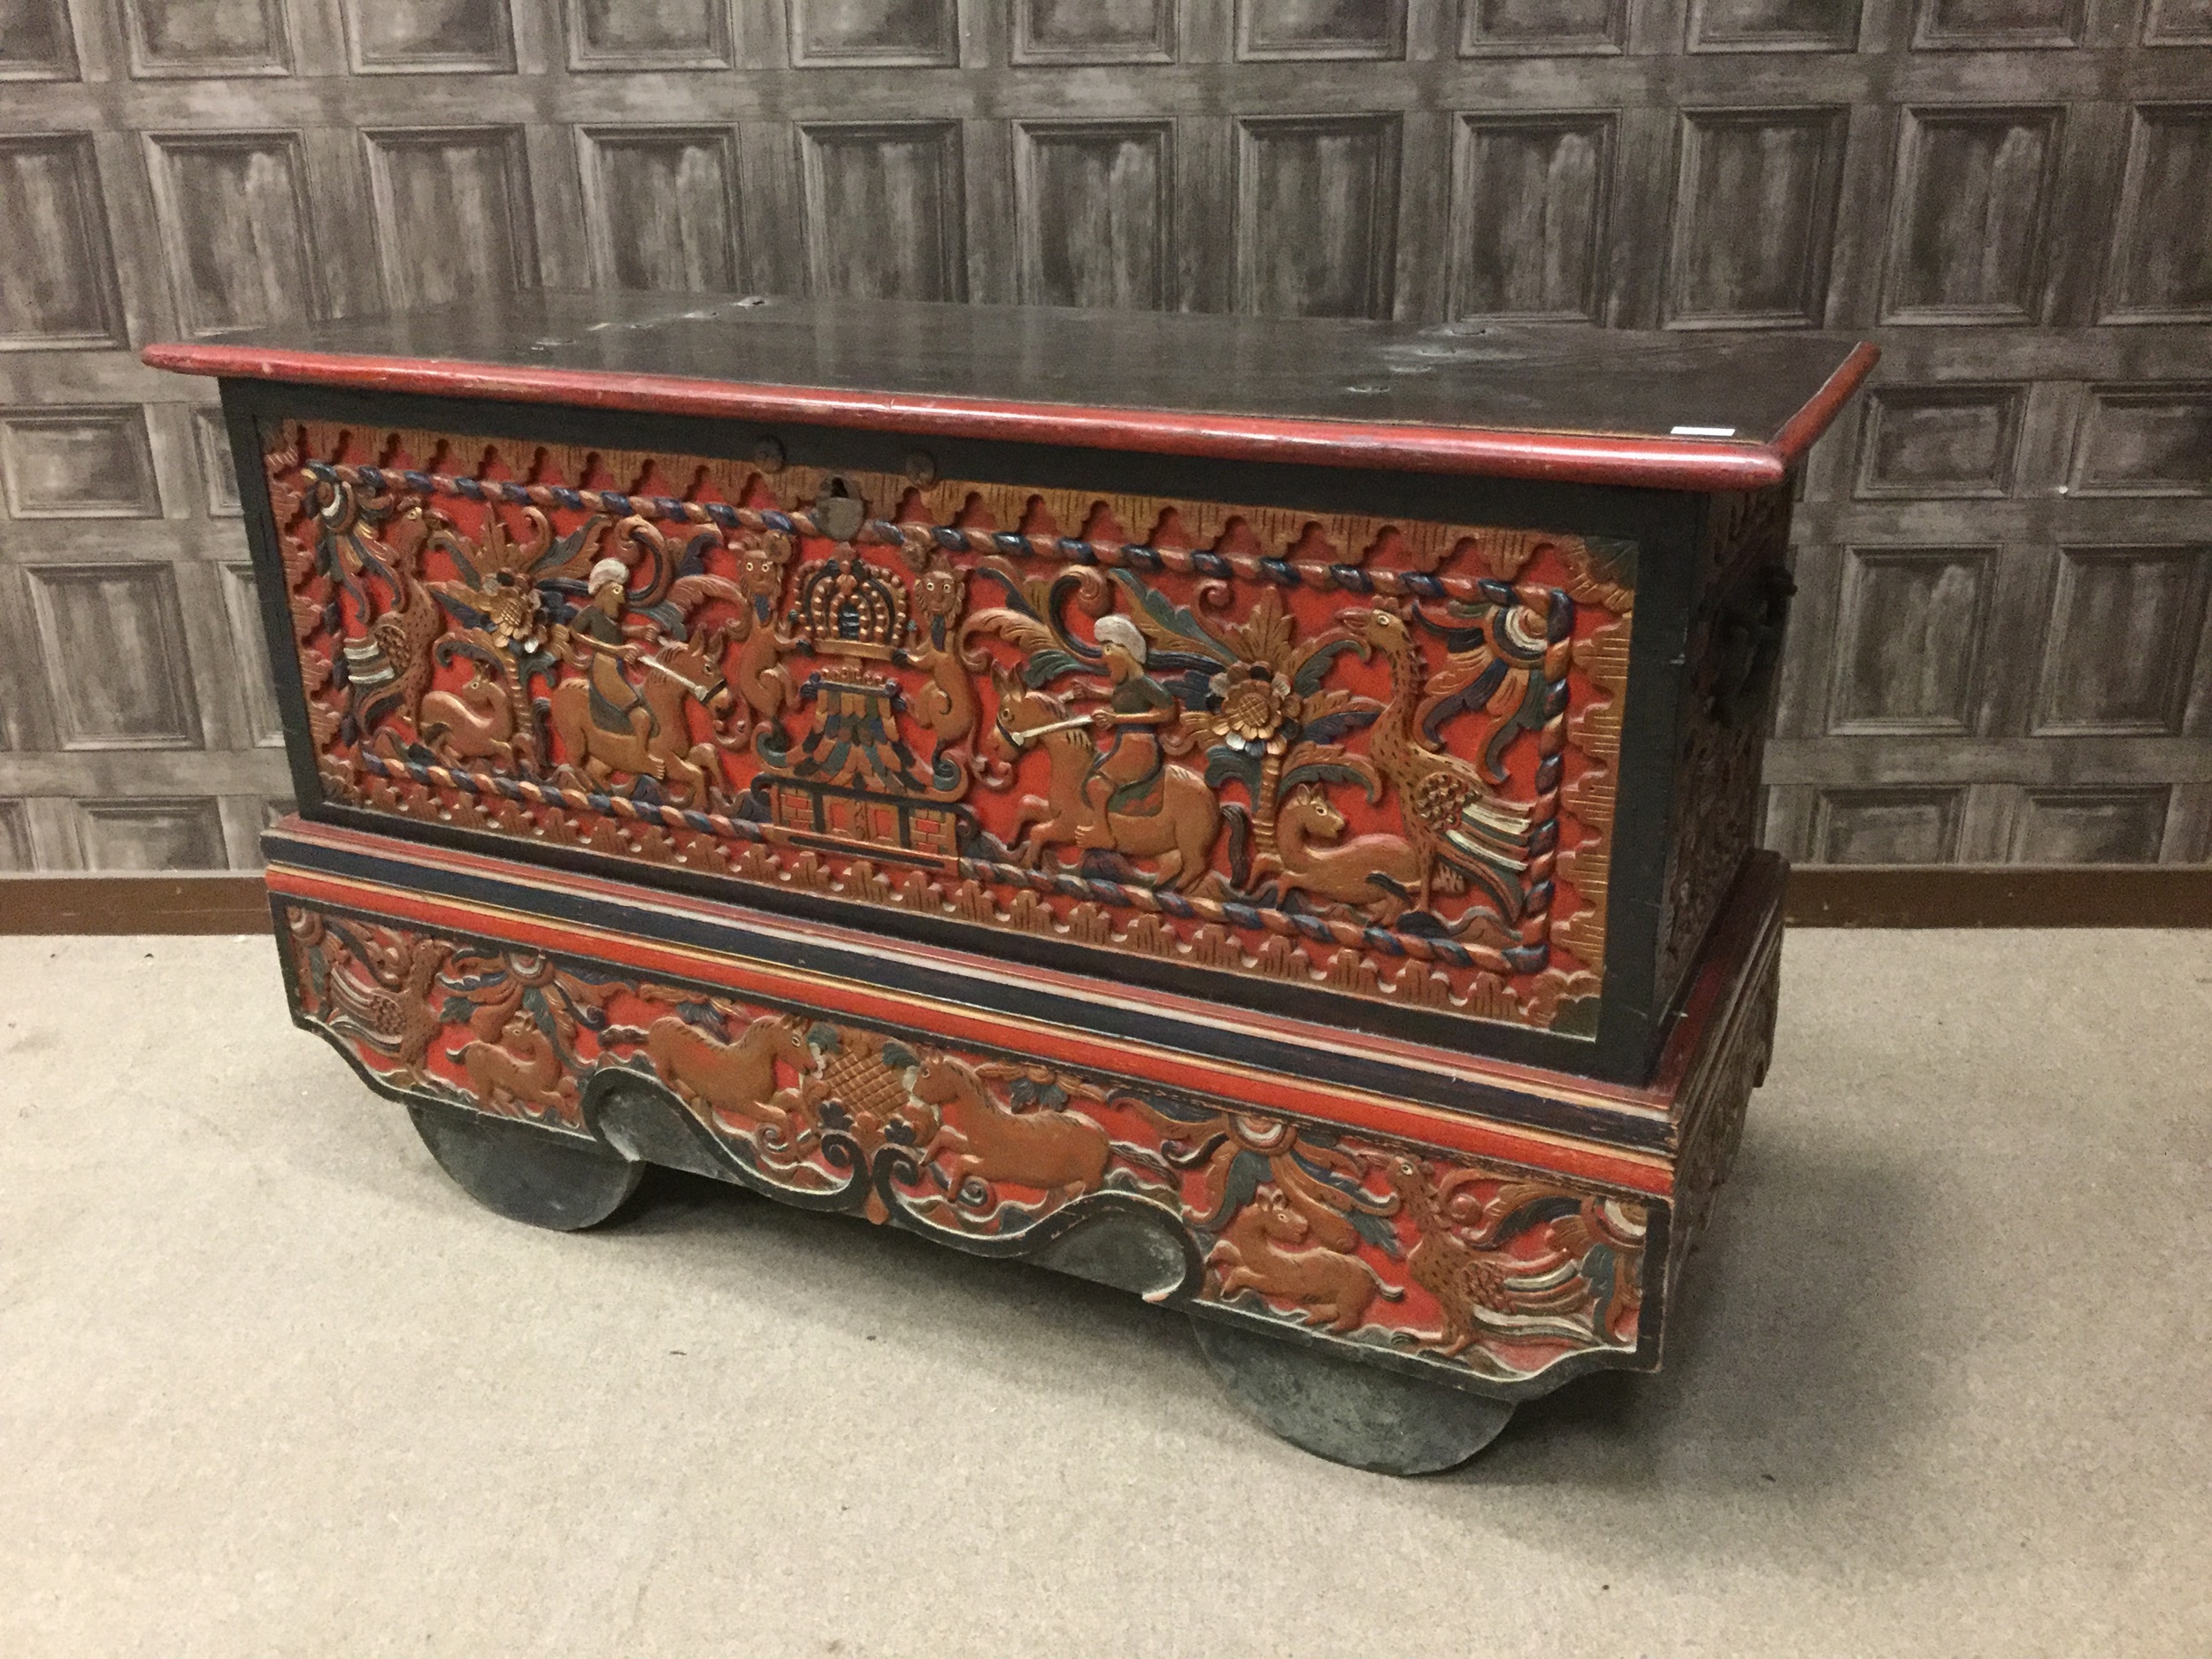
[0,929,2206,1657]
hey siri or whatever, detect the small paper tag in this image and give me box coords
[1670,425,1738,438]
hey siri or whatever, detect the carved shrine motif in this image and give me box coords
[281,902,1650,1386]
[265,421,1637,1033]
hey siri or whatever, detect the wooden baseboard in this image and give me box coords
[1,864,2208,935]
[0,873,271,935]
[1782,864,2212,927]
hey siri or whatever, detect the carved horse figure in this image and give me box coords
[549,626,734,806]
[985,670,1218,891]
[636,1010,814,1144]
[910,1053,1111,1204]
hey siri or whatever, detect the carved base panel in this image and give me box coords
[266,826,1784,1402]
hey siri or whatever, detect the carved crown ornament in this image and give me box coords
[265,420,1638,1034]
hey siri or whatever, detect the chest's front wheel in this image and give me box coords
[1191,1317,1515,1475]
[408,1103,642,1232]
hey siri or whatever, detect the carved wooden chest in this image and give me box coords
[149,296,1873,1472]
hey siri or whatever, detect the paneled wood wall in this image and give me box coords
[1,0,2208,872]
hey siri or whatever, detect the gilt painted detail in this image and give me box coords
[265,421,1635,1032]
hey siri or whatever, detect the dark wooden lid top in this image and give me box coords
[145,291,1878,491]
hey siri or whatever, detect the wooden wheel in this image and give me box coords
[408,1103,642,1232]
[1191,1317,1515,1475]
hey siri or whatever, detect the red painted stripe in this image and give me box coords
[143,341,1826,492]
[265,861,1678,1195]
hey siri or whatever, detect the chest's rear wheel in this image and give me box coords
[1191,1317,1515,1475]
[408,1103,641,1232]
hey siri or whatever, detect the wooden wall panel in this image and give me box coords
[576,127,741,294]
[144,134,320,335]
[1011,0,1176,61]
[1666,110,1846,328]
[800,123,966,301]
[1013,122,1171,310]
[363,128,537,308]
[25,565,202,749]
[0,0,2204,872]
[565,0,733,68]
[1449,115,1610,321]
[122,0,292,77]
[0,0,79,77]
[0,138,122,349]
[1235,116,1398,319]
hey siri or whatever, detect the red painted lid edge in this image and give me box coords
[142,339,1878,493]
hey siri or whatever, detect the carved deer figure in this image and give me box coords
[449,1015,580,1126]
[1210,1182,1402,1333]
[636,1010,813,1144]
[1271,787,1425,925]
[418,665,517,766]
[910,1053,1111,1203]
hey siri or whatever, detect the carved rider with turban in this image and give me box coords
[568,557,654,743]
[1073,614,1177,851]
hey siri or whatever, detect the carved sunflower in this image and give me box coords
[479,570,546,654]
[1203,662,1299,753]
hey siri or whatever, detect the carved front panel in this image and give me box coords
[264,419,1636,1033]
[280,901,1649,1386]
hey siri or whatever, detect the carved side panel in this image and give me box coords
[1654,487,1790,1013]
[280,900,1652,1386]
[264,417,1637,1035]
